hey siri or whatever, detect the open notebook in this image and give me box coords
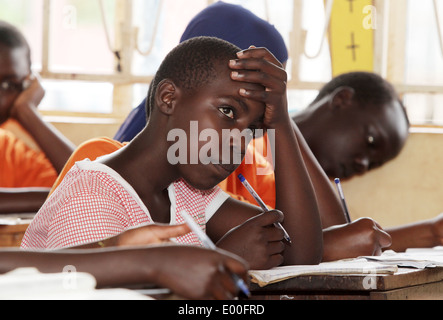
[249,259,398,287]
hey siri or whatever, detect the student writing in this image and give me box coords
[22,37,323,269]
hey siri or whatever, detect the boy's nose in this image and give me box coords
[353,156,370,174]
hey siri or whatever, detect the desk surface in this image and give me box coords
[0,224,29,247]
[249,267,443,300]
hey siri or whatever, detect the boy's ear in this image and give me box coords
[329,86,355,110]
[155,79,178,115]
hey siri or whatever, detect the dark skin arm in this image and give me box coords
[290,121,347,227]
[75,223,192,249]
[0,75,74,214]
[0,245,248,300]
[322,218,392,261]
[0,188,49,214]
[9,74,75,173]
[290,116,393,261]
[207,47,323,268]
[386,213,443,252]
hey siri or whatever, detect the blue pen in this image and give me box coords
[238,174,292,244]
[180,210,251,298]
[334,178,351,223]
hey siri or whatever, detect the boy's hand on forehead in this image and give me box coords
[229,46,288,129]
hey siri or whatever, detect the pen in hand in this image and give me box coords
[237,174,292,244]
[334,178,351,224]
[179,210,251,298]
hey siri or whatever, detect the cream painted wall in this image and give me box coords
[51,121,122,146]
[340,130,443,228]
[2,119,122,148]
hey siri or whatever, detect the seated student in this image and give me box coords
[22,37,324,269]
[0,21,75,213]
[111,2,391,258]
[47,3,392,261]
[3,223,249,300]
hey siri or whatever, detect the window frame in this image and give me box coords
[34,0,443,127]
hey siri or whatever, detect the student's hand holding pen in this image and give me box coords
[153,246,249,300]
[322,218,392,262]
[216,210,286,270]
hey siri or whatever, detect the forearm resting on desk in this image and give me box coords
[0,188,49,213]
[0,247,162,288]
[387,214,443,252]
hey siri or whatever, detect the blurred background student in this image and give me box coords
[0,20,75,213]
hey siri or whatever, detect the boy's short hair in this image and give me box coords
[145,36,241,120]
[0,20,31,66]
[312,71,410,125]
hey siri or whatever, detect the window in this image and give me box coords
[0,0,442,127]
[403,0,443,125]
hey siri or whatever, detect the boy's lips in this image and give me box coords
[213,162,238,176]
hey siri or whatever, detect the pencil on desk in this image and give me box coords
[334,178,351,223]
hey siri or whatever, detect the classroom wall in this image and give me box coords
[51,121,122,146]
[2,119,122,148]
[341,130,443,228]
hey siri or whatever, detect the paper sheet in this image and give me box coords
[361,249,443,269]
[249,259,398,287]
[0,213,35,225]
[0,268,152,300]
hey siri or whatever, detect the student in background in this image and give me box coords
[0,20,75,213]
[3,223,249,300]
[22,37,324,269]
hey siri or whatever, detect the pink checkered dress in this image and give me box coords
[21,160,229,250]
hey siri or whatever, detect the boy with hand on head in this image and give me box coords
[47,3,392,262]
[0,20,75,213]
[22,37,323,269]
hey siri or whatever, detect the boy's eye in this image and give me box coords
[218,106,234,119]
[367,135,375,146]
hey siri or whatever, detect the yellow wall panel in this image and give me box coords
[329,0,375,76]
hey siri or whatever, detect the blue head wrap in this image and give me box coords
[180,1,288,64]
[115,1,288,142]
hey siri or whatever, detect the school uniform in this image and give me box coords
[21,160,229,249]
[0,128,57,188]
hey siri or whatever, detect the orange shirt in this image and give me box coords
[49,136,277,208]
[49,136,127,196]
[219,136,276,208]
[0,128,57,188]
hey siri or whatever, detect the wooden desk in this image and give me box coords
[0,224,29,247]
[249,267,443,300]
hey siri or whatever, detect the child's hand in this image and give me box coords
[429,213,443,246]
[114,223,191,246]
[216,209,286,270]
[229,46,288,129]
[156,246,249,300]
[322,218,392,262]
[10,73,45,121]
